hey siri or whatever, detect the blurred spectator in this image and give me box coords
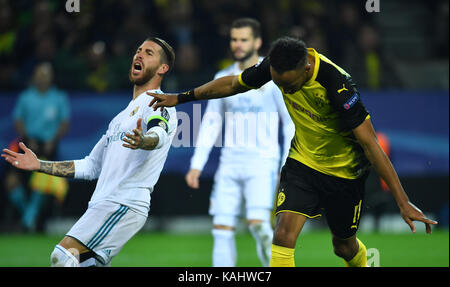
[328,1,361,64]
[344,24,403,90]
[107,36,133,91]
[4,62,70,232]
[86,41,109,93]
[0,0,447,92]
[0,1,17,90]
[20,0,58,79]
[296,0,330,54]
[158,0,200,74]
[176,43,200,73]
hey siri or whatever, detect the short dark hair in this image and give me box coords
[268,37,308,73]
[230,18,261,38]
[146,37,175,72]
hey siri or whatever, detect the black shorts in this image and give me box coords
[275,158,368,239]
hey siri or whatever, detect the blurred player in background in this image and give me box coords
[2,37,177,267]
[4,62,70,232]
[185,18,295,267]
[148,37,438,267]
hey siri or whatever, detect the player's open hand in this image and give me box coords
[399,201,438,234]
[123,118,144,150]
[1,142,40,171]
[147,92,178,111]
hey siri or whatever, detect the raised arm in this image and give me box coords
[197,75,248,100]
[148,57,272,110]
[3,133,108,181]
[148,75,248,110]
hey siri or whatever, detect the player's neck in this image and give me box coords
[133,77,161,100]
[238,53,260,71]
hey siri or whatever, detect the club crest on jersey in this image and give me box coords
[130,106,139,117]
[343,93,359,110]
[313,93,328,109]
[277,189,286,207]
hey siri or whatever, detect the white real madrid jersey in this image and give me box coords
[74,90,177,216]
[190,59,295,172]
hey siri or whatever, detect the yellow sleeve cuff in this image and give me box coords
[238,73,257,89]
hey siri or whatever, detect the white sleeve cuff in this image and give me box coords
[73,159,88,179]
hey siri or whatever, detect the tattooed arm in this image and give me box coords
[122,118,162,151]
[123,130,160,150]
[139,132,160,150]
[1,142,75,178]
[39,160,75,178]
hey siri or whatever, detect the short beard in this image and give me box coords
[129,67,155,86]
[232,49,255,62]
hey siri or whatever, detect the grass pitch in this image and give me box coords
[0,230,447,267]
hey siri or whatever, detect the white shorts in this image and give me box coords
[209,163,278,227]
[66,200,147,265]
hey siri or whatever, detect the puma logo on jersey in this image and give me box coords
[337,84,348,94]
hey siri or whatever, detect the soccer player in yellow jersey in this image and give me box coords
[148,37,438,267]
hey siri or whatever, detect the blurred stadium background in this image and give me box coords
[0,0,448,267]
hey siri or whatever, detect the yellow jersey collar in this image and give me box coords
[304,48,320,86]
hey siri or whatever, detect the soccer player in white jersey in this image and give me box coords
[185,18,295,267]
[2,37,177,267]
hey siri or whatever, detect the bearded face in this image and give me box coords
[129,41,165,86]
[129,62,157,86]
[230,27,260,62]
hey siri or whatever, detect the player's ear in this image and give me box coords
[254,37,262,51]
[305,63,312,73]
[157,63,170,76]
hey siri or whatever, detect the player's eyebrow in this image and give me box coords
[136,47,155,54]
[231,37,249,41]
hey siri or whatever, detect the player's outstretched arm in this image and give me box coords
[148,75,249,110]
[353,119,438,234]
[2,142,75,177]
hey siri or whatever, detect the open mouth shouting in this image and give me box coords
[132,61,143,76]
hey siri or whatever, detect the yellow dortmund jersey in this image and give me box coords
[238,48,371,179]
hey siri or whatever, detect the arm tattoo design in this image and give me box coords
[140,132,160,150]
[39,160,75,178]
